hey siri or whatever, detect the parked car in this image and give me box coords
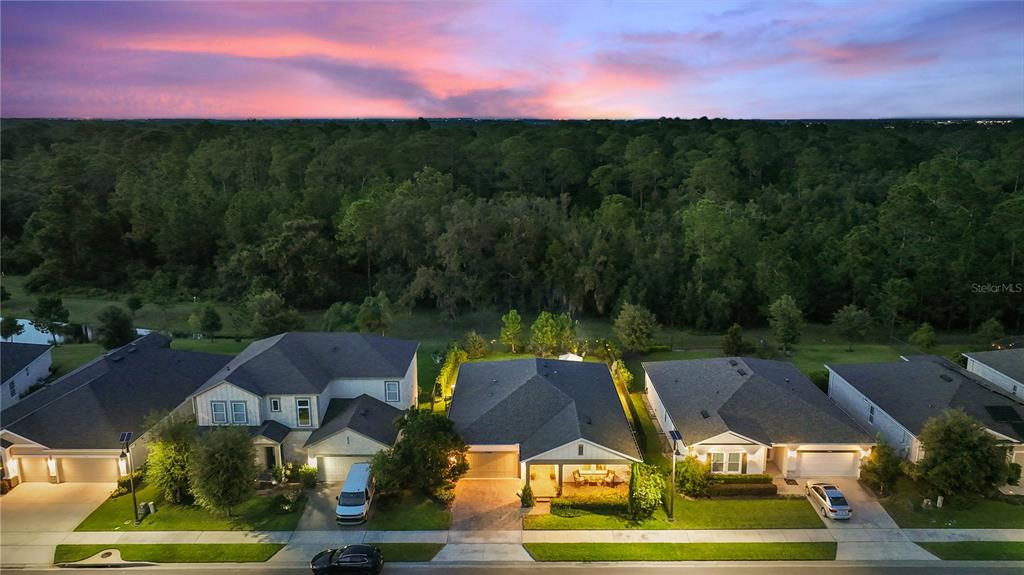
[310,544,384,574]
[805,481,852,520]
[335,463,375,525]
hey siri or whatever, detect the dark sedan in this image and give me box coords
[311,545,384,575]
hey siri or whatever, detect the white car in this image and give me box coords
[805,481,852,520]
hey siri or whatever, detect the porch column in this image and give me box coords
[525,462,531,488]
[557,463,564,496]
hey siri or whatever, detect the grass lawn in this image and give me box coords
[49,343,105,378]
[524,495,823,530]
[75,483,306,531]
[170,338,254,355]
[365,492,451,530]
[371,543,445,562]
[786,343,904,376]
[524,542,836,561]
[629,391,669,469]
[879,477,1024,529]
[54,544,283,564]
[917,542,1024,561]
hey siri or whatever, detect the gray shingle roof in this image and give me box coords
[193,332,418,397]
[644,357,873,446]
[1,342,52,383]
[1,333,230,449]
[448,359,642,461]
[828,356,1024,442]
[305,394,403,447]
[249,420,291,443]
[964,349,1024,384]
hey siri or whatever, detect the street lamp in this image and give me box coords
[118,432,139,525]
[668,430,683,521]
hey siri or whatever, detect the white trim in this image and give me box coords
[304,427,391,450]
[0,430,49,448]
[210,400,228,424]
[384,380,400,403]
[230,400,248,424]
[524,438,643,463]
[295,397,313,427]
[691,430,769,449]
[269,397,282,412]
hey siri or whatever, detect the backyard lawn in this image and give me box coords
[371,543,445,562]
[524,495,823,530]
[75,483,306,531]
[916,542,1024,561]
[365,492,451,530]
[54,544,283,564]
[49,343,105,378]
[879,477,1024,529]
[525,542,836,561]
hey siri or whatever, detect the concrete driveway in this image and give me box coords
[809,478,898,529]
[1,482,114,567]
[451,479,524,531]
[296,482,343,531]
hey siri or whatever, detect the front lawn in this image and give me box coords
[54,544,283,564]
[75,483,306,531]
[525,542,836,561]
[879,477,1024,529]
[524,495,822,530]
[371,543,445,562]
[916,542,1024,561]
[365,492,451,530]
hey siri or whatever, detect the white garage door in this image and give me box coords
[465,451,519,478]
[18,457,50,482]
[61,458,119,482]
[797,451,860,477]
[319,456,371,483]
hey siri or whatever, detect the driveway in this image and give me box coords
[451,479,524,531]
[296,482,344,531]
[811,478,899,529]
[1,482,113,567]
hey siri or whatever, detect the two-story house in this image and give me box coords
[188,332,418,481]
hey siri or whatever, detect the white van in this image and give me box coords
[335,463,374,525]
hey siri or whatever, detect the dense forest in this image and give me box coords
[1,118,1022,331]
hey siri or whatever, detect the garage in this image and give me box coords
[18,456,50,482]
[797,450,860,477]
[465,451,519,478]
[318,455,370,482]
[60,457,119,482]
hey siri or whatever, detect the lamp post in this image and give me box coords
[668,430,682,521]
[118,432,139,525]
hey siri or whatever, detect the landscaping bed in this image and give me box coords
[54,544,284,564]
[371,543,445,562]
[879,477,1024,529]
[916,542,1024,561]
[524,542,837,561]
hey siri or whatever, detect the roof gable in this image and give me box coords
[1,342,51,383]
[305,394,403,447]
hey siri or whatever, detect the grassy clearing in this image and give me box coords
[170,338,254,355]
[524,495,822,530]
[916,541,1024,561]
[524,542,836,561]
[49,343,105,378]
[75,483,306,532]
[365,492,451,531]
[629,392,669,469]
[54,543,283,564]
[879,477,1024,529]
[371,543,445,562]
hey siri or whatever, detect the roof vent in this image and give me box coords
[737,369,747,376]
[491,378,498,384]
[128,347,138,353]
[728,359,738,367]
[700,409,710,419]
[585,416,593,425]
[360,409,369,417]
[111,356,125,362]
[784,378,790,383]
[939,374,953,382]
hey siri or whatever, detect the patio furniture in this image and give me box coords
[572,470,584,487]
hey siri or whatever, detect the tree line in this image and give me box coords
[2,118,1021,332]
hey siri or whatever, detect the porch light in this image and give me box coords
[46,456,58,477]
[306,456,318,468]
[7,458,19,478]
[118,456,128,476]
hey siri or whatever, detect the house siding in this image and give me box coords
[965,357,1023,399]
[690,433,767,474]
[305,430,389,457]
[644,371,677,443]
[280,430,312,465]
[257,394,320,428]
[828,368,918,459]
[529,439,638,462]
[193,382,263,427]
[320,355,417,412]
[1,350,52,410]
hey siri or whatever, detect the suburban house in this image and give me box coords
[963,348,1023,400]
[0,334,229,486]
[447,358,642,497]
[187,332,417,482]
[644,358,874,478]
[827,355,1024,467]
[1,342,53,410]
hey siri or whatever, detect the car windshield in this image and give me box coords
[828,494,849,506]
[339,491,365,506]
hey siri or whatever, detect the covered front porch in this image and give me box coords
[525,462,631,500]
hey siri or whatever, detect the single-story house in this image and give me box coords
[447,358,642,496]
[188,332,418,482]
[963,349,1023,400]
[0,334,229,486]
[828,355,1024,467]
[644,358,874,478]
[1,342,53,410]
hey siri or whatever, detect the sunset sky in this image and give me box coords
[2,1,1021,119]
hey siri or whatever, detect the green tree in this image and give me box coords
[833,304,872,351]
[248,290,304,339]
[1,316,24,341]
[29,296,69,346]
[613,303,658,353]
[768,294,803,353]
[96,306,136,350]
[858,438,902,495]
[435,346,467,401]
[143,271,176,332]
[909,322,937,350]
[627,462,665,520]
[530,311,561,355]
[370,410,469,499]
[721,323,755,356]
[146,414,197,504]
[125,295,143,316]
[189,426,257,515]
[200,306,222,336]
[610,359,634,392]
[187,313,202,336]
[912,410,1013,498]
[975,318,1004,347]
[321,302,358,332]
[877,278,913,338]
[0,285,10,302]
[356,292,392,335]
[676,456,711,497]
[462,330,489,359]
[500,309,523,353]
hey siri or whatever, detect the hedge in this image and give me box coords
[550,494,628,517]
[711,473,774,485]
[709,483,779,496]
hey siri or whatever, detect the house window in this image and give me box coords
[230,401,248,424]
[868,405,875,424]
[8,380,15,398]
[578,444,584,456]
[269,397,281,412]
[211,401,228,424]
[296,398,313,427]
[711,452,725,473]
[727,452,742,473]
[384,381,400,403]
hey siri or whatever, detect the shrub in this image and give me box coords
[520,482,535,508]
[709,483,779,496]
[297,464,318,488]
[271,490,304,513]
[112,466,146,498]
[676,456,710,497]
[1009,463,1022,486]
[550,494,628,517]
[808,370,829,393]
[710,473,773,484]
[859,438,902,495]
[627,462,665,520]
[463,330,489,359]
[433,486,456,506]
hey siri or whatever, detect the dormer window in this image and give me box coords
[269,397,281,412]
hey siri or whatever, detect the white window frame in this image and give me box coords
[296,398,313,427]
[230,401,248,424]
[726,452,742,473]
[577,444,584,456]
[384,381,400,403]
[269,397,281,412]
[211,401,228,424]
[710,452,725,473]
